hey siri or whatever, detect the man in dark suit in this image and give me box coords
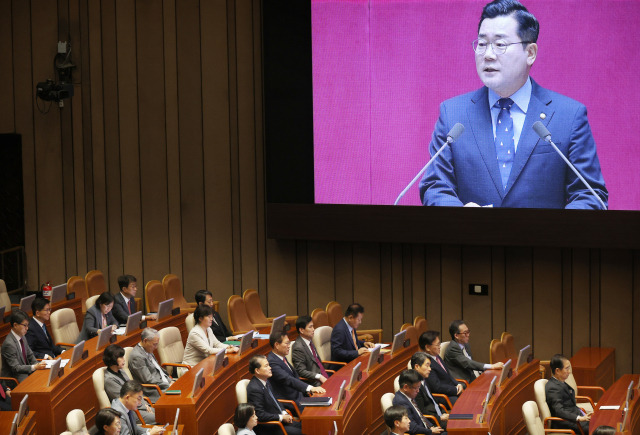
[0,310,46,382]
[267,330,325,407]
[291,315,329,386]
[25,297,63,359]
[112,275,156,325]
[246,354,304,435]
[392,369,445,434]
[330,303,374,363]
[194,289,237,342]
[443,320,502,384]
[545,354,591,434]
[410,352,449,429]
[419,330,463,405]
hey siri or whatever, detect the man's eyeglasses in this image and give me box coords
[473,39,532,55]
[457,330,470,336]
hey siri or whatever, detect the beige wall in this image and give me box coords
[1,0,638,378]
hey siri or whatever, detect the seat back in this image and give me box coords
[162,274,190,309]
[227,295,254,333]
[312,326,333,361]
[67,276,89,311]
[311,308,329,328]
[50,308,80,344]
[236,379,251,404]
[217,423,236,435]
[157,326,185,377]
[534,378,551,421]
[501,332,517,361]
[393,375,400,393]
[123,347,135,380]
[85,270,106,297]
[565,372,578,395]
[185,313,195,333]
[325,301,342,327]
[403,325,419,348]
[522,400,545,435]
[66,408,89,433]
[92,367,110,409]
[85,295,99,312]
[145,280,166,313]
[243,289,269,324]
[490,338,508,364]
[380,392,395,413]
[414,316,428,335]
[0,279,12,312]
[439,341,450,359]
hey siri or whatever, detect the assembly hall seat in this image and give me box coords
[227,295,270,334]
[85,270,107,297]
[64,409,89,434]
[157,326,191,377]
[325,301,382,343]
[145,280,166,313]
[490,338,508,364]
[67,276,89,313]
[311,307,330,328]
[162,274,197,314]
[85,295,99,311]
[311,326,345,373]
[217,423,236,435]
[501,331,518,361]
[243,289,297,326]
[50,307,80,348]
[413,315,428,335]
[522,400,575,434]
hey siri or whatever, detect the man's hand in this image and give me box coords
[318,375,328,384]
[490,362,504,370]
[146,314,158,321]
[225,346,239,353]
[456,383,464,395]
[282,414,293,424]
[43,354,52,360]
[149,426,166,434]
[5,388,10,397]
[357,348,368,355]
[431,427,445,433]
[577,415,591,422]
[363,341,374,349]
[34,361,47,370]
[310,386,326,395]
[441,413,449,422]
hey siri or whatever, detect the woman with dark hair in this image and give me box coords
[180,305,237,374]
[102,344,155,425]
[77,292,118,342]
[234,403,258,435]
[95,408,121,435]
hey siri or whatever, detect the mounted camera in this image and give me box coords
[36,79,74,102]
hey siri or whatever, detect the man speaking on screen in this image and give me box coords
[419,0,607,209]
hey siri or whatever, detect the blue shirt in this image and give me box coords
[488,77,532,152]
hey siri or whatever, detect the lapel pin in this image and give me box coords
[540,113,546,120]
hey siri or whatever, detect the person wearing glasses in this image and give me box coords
[0,309,47,382]
[443,320,503,384]
[25,297,64,359]
[419,0,607,209]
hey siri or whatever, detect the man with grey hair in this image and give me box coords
[128,328,172,402]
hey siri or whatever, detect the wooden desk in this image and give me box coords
[0,297,83,345]
[446,359,540,434]
[571,347,616,389]
[589,374,640,434]
[0,410,36,435]
[12,312,188,435]
[300,344,417,435]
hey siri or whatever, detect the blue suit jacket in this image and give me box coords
[266,351,307,404]
[25,317,63,359]
[392,391,434,434]
[419,80,607,209]
[426,354,459,399]
[330,318,364,363]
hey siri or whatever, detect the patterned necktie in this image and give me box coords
[310,342,329,378]
[423,381,442,416]
[351,329,358,349]
[411,397,431,428]
[495,98,515,190]
[435,355,447,373]
[266,383,283,412]
[19,338,27,362]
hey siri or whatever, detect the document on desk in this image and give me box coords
[114,327,127,335]
[599,405,620,410]
[367,344,389,351]
[253,333,270,340]
[44,359,69,368]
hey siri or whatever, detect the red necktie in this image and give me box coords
[436,355,447,372]
[0,384,5,399]
[19,337,27,362]
[310,342,329,378]
[127,298,132,314]
[283,356,293,373]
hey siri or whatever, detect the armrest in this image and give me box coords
[56,342,77,349]
[135,409,146,425]
[325,369,336,374]
[11,304,19,308]
[423,415,440,427]
[544,416,574,429]
[432,393,452,410]
[252,322,272,329]
[357,328,383,343]
[577,385,605,402]
[258,421,288,432]
[278,399,302,418]
[575,395,595,410]
[456,378,469,388]
[544,430,575,434]
[141,383,163,396]
[142,396,154,406]
[321,360,347,367]
[161,362,192,370]
[0,377,19,388]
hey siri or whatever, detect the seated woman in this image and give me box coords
[95,408,121,435]
[77,292,118,342]
[234,403,258,435]
[102,344,156,425]
[180,305,237,374]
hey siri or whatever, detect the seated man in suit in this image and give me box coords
[128,328,172,403]
[384,405,412,435]
[110,380,165,435]
[443,320,502,384]
[246,354,304,435]
[410,352,449,429]
[25,297,63,359]
[291,315,330,386]
[419,330,464,405]
[392,369,445,434]
[545,354,591,434]
[192,289,238,342]
[330,303,374,363]
[0,309,46,382]
[112,275,156,325]
[267,330,325,407]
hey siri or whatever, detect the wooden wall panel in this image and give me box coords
[391,244,405,337]
[306,242,335,313]
[633,252,639,374]
[425,245,442,336]
[353,242,381,330]
[571,248,591,354]
[532,248,563,362]
[441,245,462,339]
[490,247,506,339]
[411,245,426,322]
[462,246,493,363]
[505,247,533,360]
[265,239,298,318]
[0,0,14,133]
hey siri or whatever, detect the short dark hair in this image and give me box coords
[96,408,121,434]
[95,292,115,308]
[383,405,408,429]
[120,379,143,397]
[269,330,287,348]
[32,297,50,314]
[550,354,569,375]
[195,289,213,305]
[248,355,266,374]
[10,309,29,328]
[103,344,125,367]
[296,315,312,334]
[193,304,213,325]
[479,0,539,46]
[410,352,430,371]
[234,403,256,428]
[398,369,422,389]
[345,303,364,318]
[419,330,440,350]
[117,275,136,291]
[449,320,466,340]
[592,426,616,435]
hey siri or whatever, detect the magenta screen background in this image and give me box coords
[312,0,640,210]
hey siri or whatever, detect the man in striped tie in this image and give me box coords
[291,315,330,386]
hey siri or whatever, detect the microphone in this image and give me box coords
[532,121,607,210]
[394,123,465,205]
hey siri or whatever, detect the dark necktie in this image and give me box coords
[310,342,329,378]
[265,383,283,412]
[128,409,136,431]
[42,323,51,343]
[19,337,27,362]
[411,397,431,428]
[495,97,515,190]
